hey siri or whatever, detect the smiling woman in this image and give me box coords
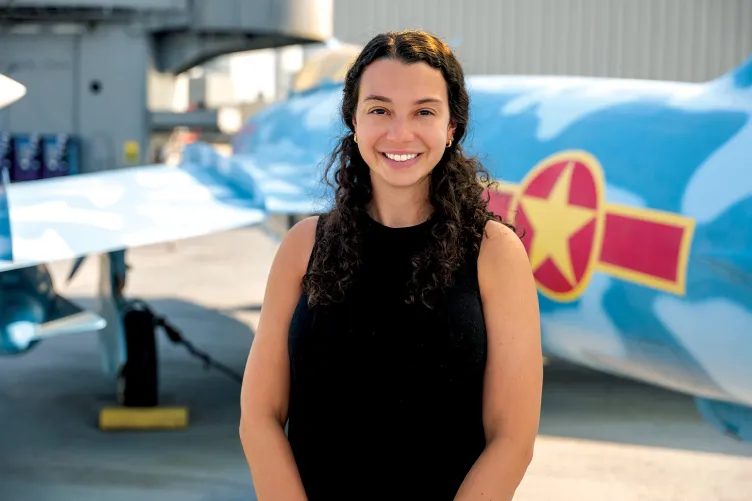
[239,29,543,501]
[354,59,455,196]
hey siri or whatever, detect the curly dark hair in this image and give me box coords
[302,29,516,308]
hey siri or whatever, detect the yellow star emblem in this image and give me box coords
[519,161,596,286]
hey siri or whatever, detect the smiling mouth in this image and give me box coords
[381,152,422,162]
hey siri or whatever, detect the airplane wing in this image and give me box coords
[182,142,330,217]
[233,154,328,215]
[0,160,267,273]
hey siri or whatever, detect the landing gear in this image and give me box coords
[117,306,159,407]
[99,299,187,430]
[96,251,242,430]
[96,251,183,430]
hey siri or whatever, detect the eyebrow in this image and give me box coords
[363,94,442,105]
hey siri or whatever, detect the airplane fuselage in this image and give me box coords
[466,75,752,410]
[236,71,752,414]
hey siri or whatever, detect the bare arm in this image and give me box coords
[454,220,543,501]
[239,216,319,501]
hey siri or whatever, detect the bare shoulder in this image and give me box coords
[275,215,320,277]
[478,219,529,271]
[477,218,538,313]
[284,214,320,246]
[287,214,320,239]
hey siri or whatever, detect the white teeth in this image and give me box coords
[385,153,418,162]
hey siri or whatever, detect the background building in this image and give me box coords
[332,0,752,82]
[160,0,752,118]
[151,0,752,157]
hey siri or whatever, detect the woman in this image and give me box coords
[240,29,542,501]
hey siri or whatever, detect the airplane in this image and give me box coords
[1,43,751,442]
[0,72,272,409]
[222,45,752,442]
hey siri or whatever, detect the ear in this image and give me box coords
[447,121,456,142]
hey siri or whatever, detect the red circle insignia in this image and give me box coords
[510,151,606,302]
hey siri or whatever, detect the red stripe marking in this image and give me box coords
[600,213,686,282]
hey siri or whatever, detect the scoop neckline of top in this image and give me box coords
[365,212,437,232]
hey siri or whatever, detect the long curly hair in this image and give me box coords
[302,29,516,308]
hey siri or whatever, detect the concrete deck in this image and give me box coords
[1,226,750,500]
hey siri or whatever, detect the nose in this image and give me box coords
[386,116,414,143]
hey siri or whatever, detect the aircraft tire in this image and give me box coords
[116,308,159,407]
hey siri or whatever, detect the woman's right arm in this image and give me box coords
[239,216,319,501]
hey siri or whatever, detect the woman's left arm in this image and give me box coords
[454,220,543,501]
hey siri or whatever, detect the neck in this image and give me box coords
[368,178,432,228]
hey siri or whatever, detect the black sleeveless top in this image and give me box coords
[287,213,488,501]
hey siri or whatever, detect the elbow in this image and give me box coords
[238,409,252,446]
[239,404,264,443]
[238,401,286,446]
[238,409,267,459]
[487,431,536,470]
[238,392,259,446]
[504,437,535,466]
[515,434,536,468]
[519,440,535,469]
[484,416,539,469]
[238,413,250,442]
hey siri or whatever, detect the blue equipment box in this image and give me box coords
[0,133,81,182]
[41,134,80,178]
[0,133,12,182]
[11,133,43,182]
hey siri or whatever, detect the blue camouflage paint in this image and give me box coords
[229,53,752,437]
[0,160,268,273]
[0,153,268,356]
[1,52,750,438]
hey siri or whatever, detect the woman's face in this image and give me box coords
[353,59,455,192]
